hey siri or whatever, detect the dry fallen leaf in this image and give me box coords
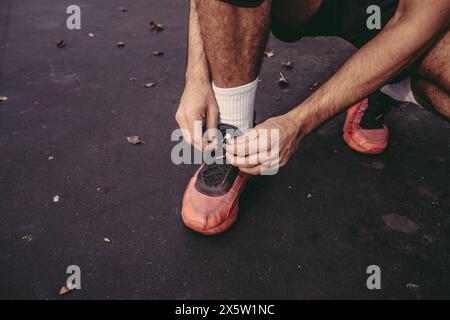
[59,283,76,296]
[117,41,126,48]
[59,286,71,296]
[150,21,164,33]
[56,40,66,48]
[97,186,111,194]
[127,136,145,145]
[278,72,289,88]
[264,50,274,58]
[21,235,33,242]
[0,96,7,102]
[282,61,293,71]
[382,214,420,234]
[142,82,155,88]
[153,51,164,56]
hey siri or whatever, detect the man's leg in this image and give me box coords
[411,78,450,119]
[182,0,273,235]
[196,0,271,88]
[197,0,323,87]
[194,0,272,135]
[344,27,450,156]
[182,0,325,235]
[412,28,450,120]
[268,0,397,154]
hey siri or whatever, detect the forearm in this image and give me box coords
[185,0,210,84]
[291,3,449,134]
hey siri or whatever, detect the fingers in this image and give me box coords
[177,116,205,151]
[239,165,261,176]
[205,107,219,142]
[175,87,220,151]
[225,124,281,175]
[192,115,205,150]
[226,151,275,168]
[226,127,275,158]
[238,161,280,176]
[231,129,258,147]
[226,129,259,157]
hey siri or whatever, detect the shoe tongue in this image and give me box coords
[217,123,242,143]
[360,92,396,129]
[201,124,240,187]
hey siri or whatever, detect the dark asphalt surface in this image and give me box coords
[0,0,449,300]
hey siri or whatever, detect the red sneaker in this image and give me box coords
[343,98,389,155]
[181,124,251,235]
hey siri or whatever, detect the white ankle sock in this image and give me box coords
[381,77,421,106]
[212,77,258,134]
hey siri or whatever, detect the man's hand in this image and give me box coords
[226,113,304,175]
[175,81,219,150]
[176,0,218,150]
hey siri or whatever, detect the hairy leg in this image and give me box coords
[194,0,272,88]
[415,28,450,92]
[412,28,450,120]
[411,77,450,120]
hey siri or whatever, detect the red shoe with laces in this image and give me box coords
[181,124,251,235]
[343,92,395,154]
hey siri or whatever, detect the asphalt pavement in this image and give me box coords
[0,0,449,299]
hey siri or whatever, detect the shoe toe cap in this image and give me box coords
[181,180,233,232]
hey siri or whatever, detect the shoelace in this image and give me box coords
[201,162,232,187]
[200,128,236,188]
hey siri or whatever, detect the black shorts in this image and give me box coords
[221,0,414,82]
[222,0,399,48]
